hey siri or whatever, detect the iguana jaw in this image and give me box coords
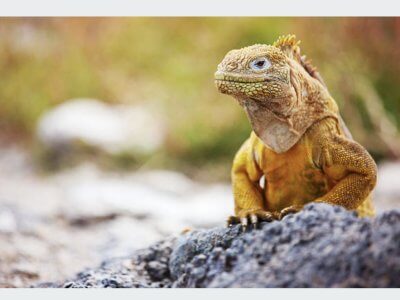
[214,70,291,102]
[214,71,267,83]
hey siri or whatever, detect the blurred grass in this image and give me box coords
[0,18,399,180]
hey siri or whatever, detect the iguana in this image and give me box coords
[214,34,377,230]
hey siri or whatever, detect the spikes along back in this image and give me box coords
[274,34,325,87]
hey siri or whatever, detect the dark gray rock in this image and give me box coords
[44,203,400,288]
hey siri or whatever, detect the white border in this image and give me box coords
[0,0,399,297]
[0,288,399,299]
[0,0,399,16]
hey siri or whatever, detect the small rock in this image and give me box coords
[374,161,400,212]
[36,98,166,156]
[0,208,17,233]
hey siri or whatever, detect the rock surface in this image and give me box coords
[0,145,231,287]
[45,203,400,288]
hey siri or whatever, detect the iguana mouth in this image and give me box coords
[214,72,266,83]
[214,78,265,84]
[214,71,286,85]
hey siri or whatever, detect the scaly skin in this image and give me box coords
[214,35,377,230]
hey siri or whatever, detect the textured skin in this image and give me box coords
[214,35,377,226]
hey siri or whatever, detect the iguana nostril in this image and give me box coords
[226,62,238,71]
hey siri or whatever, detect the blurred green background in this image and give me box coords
[0,18,399,180]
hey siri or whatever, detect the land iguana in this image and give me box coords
[214,34,377,230]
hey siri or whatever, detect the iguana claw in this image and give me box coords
[226,209,277,231]
[279,205,302,220]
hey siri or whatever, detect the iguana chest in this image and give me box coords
[252,133,333,212]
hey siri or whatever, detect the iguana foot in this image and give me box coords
[226,209,277,232]
[279,205,303,220]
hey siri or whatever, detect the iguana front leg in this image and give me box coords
[314,133,377,211]
[229,138,277,231]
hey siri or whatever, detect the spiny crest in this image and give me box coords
[273,34,301,60]
[274,34,326,87]
[300,55,326,87]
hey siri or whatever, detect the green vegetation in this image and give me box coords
[1,18,399,180]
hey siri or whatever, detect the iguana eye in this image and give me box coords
[250,58,271,71]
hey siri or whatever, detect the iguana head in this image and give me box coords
[215,43,294,114]
[215,34,338,153]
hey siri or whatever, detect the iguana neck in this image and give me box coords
[241,77,339,153]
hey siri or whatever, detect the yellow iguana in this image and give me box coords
[214,34,377,230]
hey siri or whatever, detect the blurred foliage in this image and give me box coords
[0,18,399,180]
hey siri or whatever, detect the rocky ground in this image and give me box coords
[40,203,400,288]
[0,145,232,287]
[0,142,399,287]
